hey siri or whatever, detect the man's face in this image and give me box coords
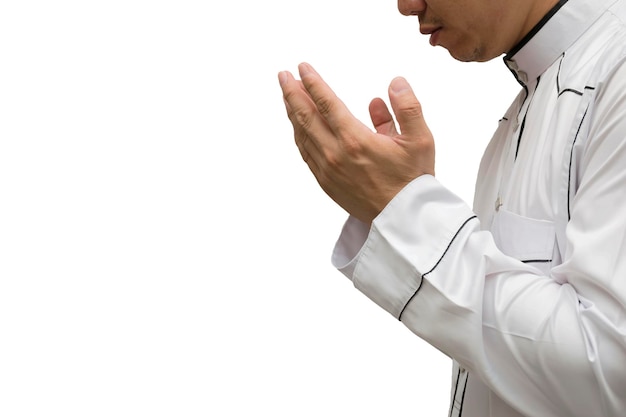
[398,0,548,62]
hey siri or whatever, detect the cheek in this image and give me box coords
[440,9,495,60]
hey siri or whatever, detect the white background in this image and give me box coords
[0,1,520,416]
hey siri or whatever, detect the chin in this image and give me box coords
[445,43,496,63]
[447,48,482,62]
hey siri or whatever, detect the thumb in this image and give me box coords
[388,77,431,139]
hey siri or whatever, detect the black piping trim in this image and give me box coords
[397,215,478,321]
[556,54,564,93]
[559,88,583,97]
[522,259,552,264]
[567,106,589,220]
[515,76,541,160]
[505,0,569,59]
[554,55,596,96]
[448,367,462,417]
[458,373,469,417]
[557,54,595,97]
[559,85,594,97]
[515,114,527,160]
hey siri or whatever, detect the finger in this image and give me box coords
[278,70,334,171]
[298,63,365,136]
[279,71,308,121]
[369,97,399,136]
[278,70,310,94]
[281,98,316,159]
[295,130,323,178]
[279,70,333,150]
[278,70,310,110]
[388,77,431,138]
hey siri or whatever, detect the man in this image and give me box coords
[278,0,626,415]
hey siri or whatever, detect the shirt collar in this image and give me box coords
[504,0,618,86]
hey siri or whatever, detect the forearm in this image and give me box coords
[333,175,626,416]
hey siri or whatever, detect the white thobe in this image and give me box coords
[332,0,626,415]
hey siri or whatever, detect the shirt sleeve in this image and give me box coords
[331,66,626,417]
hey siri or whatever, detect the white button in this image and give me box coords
[495,197,503,212]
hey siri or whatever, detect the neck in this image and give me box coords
[508,0,568,56]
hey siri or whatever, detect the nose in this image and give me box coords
[397,0,426,16]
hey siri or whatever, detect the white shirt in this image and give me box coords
[331,0,626,415]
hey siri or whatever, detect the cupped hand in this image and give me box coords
[279,62,435,224]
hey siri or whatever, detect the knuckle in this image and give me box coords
[290,107,314,130]
[419,138,435,155]
[331,122,362,156]
[399,101,424,119]
[340,136,361,157]
[314,95,334,117]
[324,151,339,169]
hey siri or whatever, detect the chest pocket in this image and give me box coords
[491,208,556,275]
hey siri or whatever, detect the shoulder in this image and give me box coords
[560,4,626,91]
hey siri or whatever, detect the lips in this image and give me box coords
[420,26,443,46]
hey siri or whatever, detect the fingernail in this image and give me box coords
[390,77,411,93]
[278,71,288,86]
[298,62,313,77]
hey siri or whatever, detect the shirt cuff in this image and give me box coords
[331,175,476,318]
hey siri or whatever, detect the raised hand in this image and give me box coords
[279,62,435,224]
